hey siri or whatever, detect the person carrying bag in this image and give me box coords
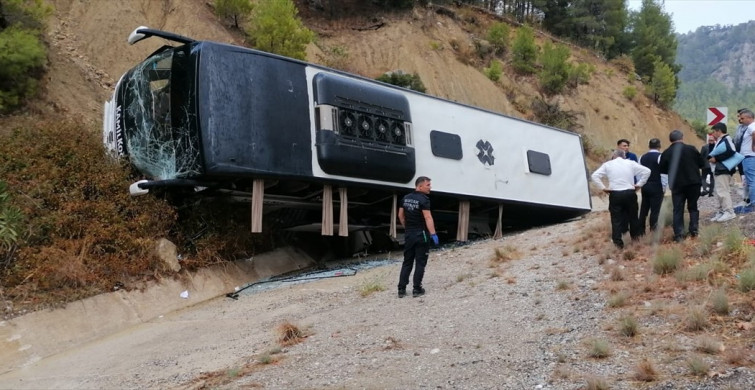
[708,123,742,222]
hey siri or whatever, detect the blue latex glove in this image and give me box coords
[431,234,439,246]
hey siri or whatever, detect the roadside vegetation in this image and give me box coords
[569,211,755,386]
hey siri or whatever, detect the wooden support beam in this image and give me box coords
[251,179,264,233]
[456,200,470,242]
[390,194,397,239]
[322,184,333,236]
[338,187,348,237]
[493,204,503,239]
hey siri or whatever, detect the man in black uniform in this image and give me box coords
[639,138,667,234]
[397,176,438,298]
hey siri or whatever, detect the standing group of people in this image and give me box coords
[591,122,753,248]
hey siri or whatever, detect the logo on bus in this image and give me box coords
[114,105,125,155]
[476,140,495,166]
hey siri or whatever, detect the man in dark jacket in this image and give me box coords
[659,130,705,242]
[639,138,667,233]
[699,134,715,196]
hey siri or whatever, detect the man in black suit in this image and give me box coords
[659,130,705,242]
[639,138,667,234]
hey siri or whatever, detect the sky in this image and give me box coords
[627,0,755,34]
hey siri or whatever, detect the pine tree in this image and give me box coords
[539,42,570,95]
[630,0,679,80]
[650,60,676,108]
[214,0,253,29]
[511,25,539,75]
[247,0,315,60]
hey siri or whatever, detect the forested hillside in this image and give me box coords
[675,21,755,124]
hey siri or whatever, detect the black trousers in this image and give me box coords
[639,186,664,233]
[671,184,701,238]
[608,189,641,246]
[398,231,429,290]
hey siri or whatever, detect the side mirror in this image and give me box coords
[129,180,150,196]
[128,26,150,45]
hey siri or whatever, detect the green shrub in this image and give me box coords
[484,60,503,82]
[588,339,611,358]
[622,86,637,100]
[214,0,253,29]
[376,71,427,93]
[653,247,682,275]
[567,63,593,88]
[246,0,314,60]
[486,22,510,55]
[0,26,47,112]
[738,267,755,292]
[538,42,570,94]
[512,25,538,74]
[697,224,722,256]
[619,316,638,337]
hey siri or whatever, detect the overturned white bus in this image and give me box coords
[103,27,591,243]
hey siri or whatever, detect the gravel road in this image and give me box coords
[0,197,753,390]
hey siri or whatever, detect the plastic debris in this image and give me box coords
[180,290,189,299]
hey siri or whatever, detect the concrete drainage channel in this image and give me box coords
[227,258,399,299]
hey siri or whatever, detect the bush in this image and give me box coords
[567,63,593,88]
[0,120,176,310]
[622,86,637,100]
[376,71,427,93]
[653,247,682,275]
[214,0,253,29]
[486,22,510,55]
[246,0,314,60]
[539,42,570,94]
[531,97,582,131]
[512,25,538,74]
[610,54,634,74]
[0,26,47,113]
[649,60,677,109]
[738,267,755,292]
[484,60,503,82]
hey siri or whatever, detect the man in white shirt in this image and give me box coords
[591,149,652,248]
[740,109,755,207]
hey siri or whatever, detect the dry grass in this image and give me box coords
[556,280,570,290]
[710,288,729,315]
[606,291,628,308]
[724,347,749,365]
[277,321,306,347]
[358,274,386,297]
[587,338,611,359]
[653,247,682,275]
[633,358,658,382]
[686,356,710,377]
[696,336,722,355]
[619,316,638,337]
[491,245,523,264]
[609,267,625,281]
[584,376,610,390]
[684,306,710,332]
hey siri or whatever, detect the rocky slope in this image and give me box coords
[40,0,699,162]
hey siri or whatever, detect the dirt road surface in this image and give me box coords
[1,198,753,389]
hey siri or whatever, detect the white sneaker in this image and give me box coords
[710,211,724,222]
[716,211,736,222]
